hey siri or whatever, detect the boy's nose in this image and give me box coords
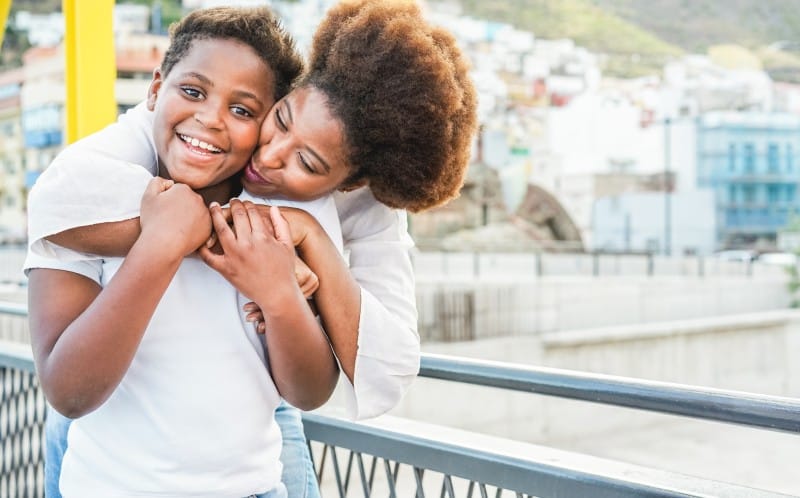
[193,109,223,129]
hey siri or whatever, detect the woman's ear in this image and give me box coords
[147,68,164,111]
[338,178,369,193]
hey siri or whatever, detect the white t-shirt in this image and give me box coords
[28,101,420,420]
[26,159,342,496]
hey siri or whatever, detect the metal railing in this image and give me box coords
[1,302,799,497]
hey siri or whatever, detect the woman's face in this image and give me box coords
[241,86,353,201]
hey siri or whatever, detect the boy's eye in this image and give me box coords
[181,87,202,99]
[275,108,287,131]
[231,106,253,118]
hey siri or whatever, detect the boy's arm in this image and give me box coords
[29,179,211,418]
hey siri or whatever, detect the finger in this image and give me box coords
[243,301,259,313]
[244,201,272,238]
[257,321,267,334]
[229,199,252,237]
[269,205,292,248]
[245,311,264,322]
[221,206,233,226]
[209,201,237,248]
[301,272,320,298]
[145,177,174,196]
[198,243,225,272]
[205,231,218,249]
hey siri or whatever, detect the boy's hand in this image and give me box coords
[139,177,212,257]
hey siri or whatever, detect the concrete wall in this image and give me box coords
[417,274,791,340]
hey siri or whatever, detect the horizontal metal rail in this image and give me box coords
[302,413,793,498]
[2,301,799,433]
[420,353,800,434]
[0,301,27,317]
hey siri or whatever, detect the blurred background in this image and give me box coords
[1,0,799,495]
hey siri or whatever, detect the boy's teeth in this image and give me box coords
[180,134,221,152]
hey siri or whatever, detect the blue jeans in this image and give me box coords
[44,401,320,498]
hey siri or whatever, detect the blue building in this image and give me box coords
[696,112,800,247]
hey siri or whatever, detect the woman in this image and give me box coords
[26,1,477,496]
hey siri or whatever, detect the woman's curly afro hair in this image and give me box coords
[303,0,478,212]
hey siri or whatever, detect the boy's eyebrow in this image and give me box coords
[183,71,263,104]
[285,99,331,174]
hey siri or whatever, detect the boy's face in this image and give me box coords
[241,86,353,201]
[147,38,275,190]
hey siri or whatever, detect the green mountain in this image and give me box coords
[458,0,800,80]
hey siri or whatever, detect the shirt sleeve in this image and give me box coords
[23,250,103,285]
[333,188,421,420]
[26,149,152,261]
[26,100,157,261]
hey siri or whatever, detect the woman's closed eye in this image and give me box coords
[275,108,288,131]
[298,153,317,174]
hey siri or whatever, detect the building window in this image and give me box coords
[744,143,756,173]
[767,143,779,172]
[743,185,756,203]
[788,144,794,172]
[728,185,737,203]
[768,185,779,203]
[728,143,736,172]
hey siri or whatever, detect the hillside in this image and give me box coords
[458,0,800,81]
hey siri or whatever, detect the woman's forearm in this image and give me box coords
[294,218,362,383]
[46,218,141,257]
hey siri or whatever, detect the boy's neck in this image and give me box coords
[156,160,243,206]
[197,177,243,205]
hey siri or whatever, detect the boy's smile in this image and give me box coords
[147,38,275,191]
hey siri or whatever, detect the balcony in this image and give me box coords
[1,302,799,497]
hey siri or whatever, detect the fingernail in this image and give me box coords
[209,201,220,208]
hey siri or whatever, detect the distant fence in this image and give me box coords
[411,251,786,280]
[2,246,787,287]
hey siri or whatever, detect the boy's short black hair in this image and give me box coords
[162,6,303,102]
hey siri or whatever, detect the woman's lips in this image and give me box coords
[243,162,270,184]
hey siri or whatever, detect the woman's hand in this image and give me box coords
[202,204,320,296]
[139,177,211,257]
[198,200,300,308]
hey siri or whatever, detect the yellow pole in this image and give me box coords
[0,0,11,49]
[63,0,116,143]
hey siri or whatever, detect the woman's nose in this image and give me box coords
[255,142,286,169]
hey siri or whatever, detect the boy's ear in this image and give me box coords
[147,68,164,111]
